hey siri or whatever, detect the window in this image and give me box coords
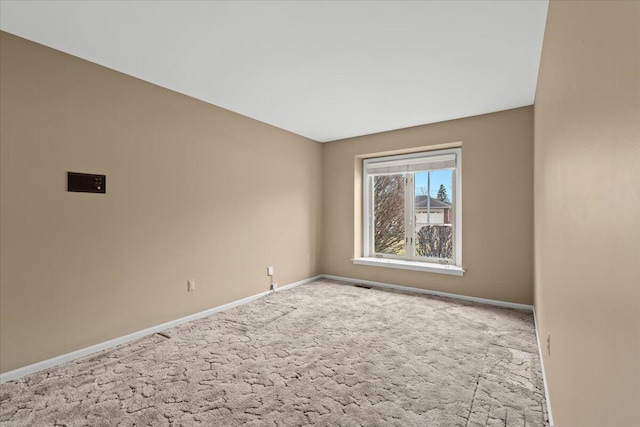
[356,148,463,275]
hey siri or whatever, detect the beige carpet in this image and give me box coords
[0,279,548,426]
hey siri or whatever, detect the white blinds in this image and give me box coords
[366,153,456,175]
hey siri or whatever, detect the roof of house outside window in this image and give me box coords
[415,195,452,209]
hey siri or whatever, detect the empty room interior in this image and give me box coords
[0,1,638,426]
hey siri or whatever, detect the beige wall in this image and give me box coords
[322,106,534,305]
[0,32,322,373]
[534,1,640,426]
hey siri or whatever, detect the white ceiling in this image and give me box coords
[0,1,548,142]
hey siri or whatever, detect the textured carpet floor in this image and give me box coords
[0,280,548,426]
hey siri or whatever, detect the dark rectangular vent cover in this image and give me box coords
[67,172,106,194]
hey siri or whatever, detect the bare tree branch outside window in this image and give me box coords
[416,225,453,259]
[373,174,405,255]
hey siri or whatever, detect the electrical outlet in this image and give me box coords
[187,279,195,292]
[271,283,278,291]
[267,266,274,276]
[546,333,551,356]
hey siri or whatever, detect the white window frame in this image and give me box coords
[355,148,463,276]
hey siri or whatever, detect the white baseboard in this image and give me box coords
[320,274,534,311]
[274,275,322,293]
[533,309,555,427]
[0,274,534,385]
[0,275,322,384]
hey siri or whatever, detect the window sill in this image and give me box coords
[352,257,465,276]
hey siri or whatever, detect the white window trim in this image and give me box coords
[352,257,464,276]
[360,148,463,275]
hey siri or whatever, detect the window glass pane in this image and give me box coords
[414,169,454,260]
[373,174,405,255]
